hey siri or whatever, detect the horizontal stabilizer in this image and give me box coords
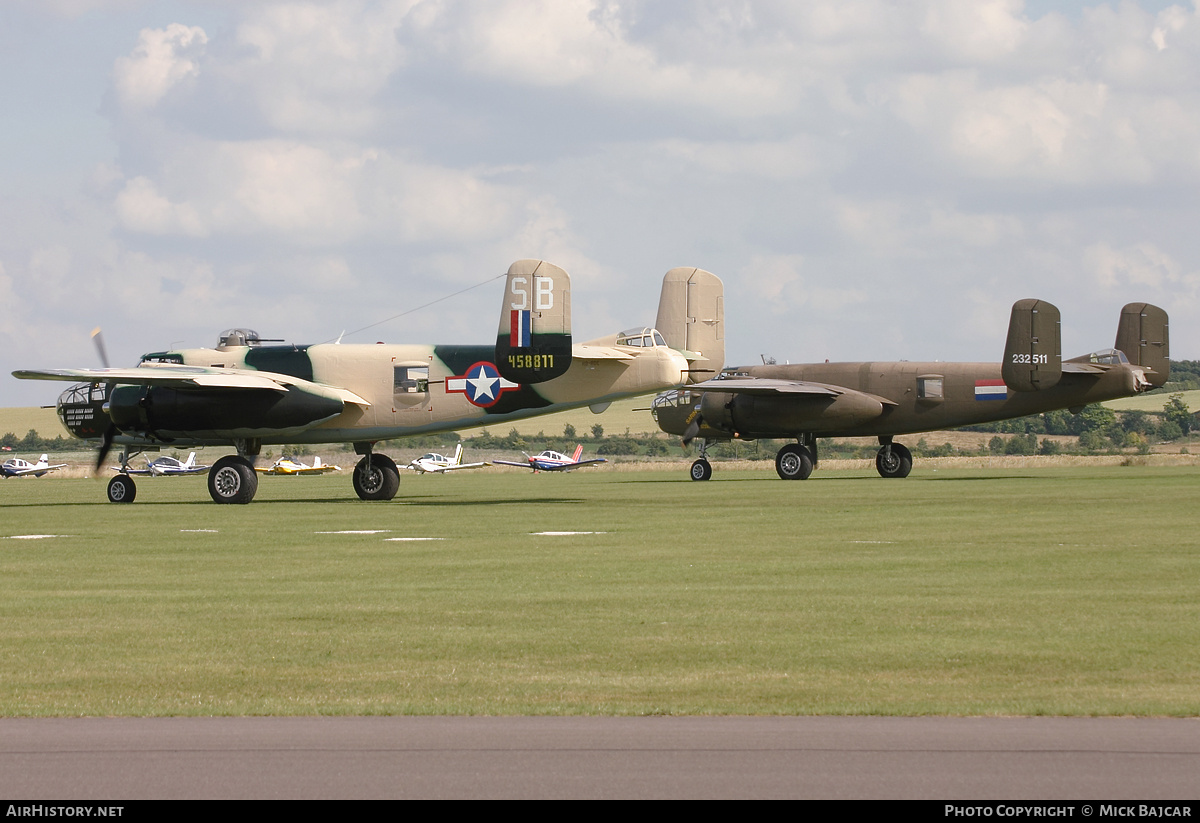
[570,345,636,362]
[1001,299,1061,392]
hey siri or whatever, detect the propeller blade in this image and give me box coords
[91,327,110,368]
[93,424,116,475]
[682,415,703,446]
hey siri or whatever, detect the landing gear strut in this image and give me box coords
[875,439,912,479]
[107,474,136,503]
[208,455,259,504]
[773,435,817,481]
[352,448,400,501]
[689,439,712,481]
[775,443,813,480]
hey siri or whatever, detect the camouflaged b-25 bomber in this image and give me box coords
[15,260,725,504]
[652,300,1169,482]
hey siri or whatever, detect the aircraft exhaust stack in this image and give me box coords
[1001,299,1062,392]
[655,267,724,383]
[1116,303,1169,386]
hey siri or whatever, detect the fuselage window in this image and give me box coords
[394,366,429,394]
[918,377,944,399]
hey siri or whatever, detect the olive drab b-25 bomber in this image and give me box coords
[15,260,725,504]
[652,300,1169,481]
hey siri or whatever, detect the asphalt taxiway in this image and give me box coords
[1,716,1198,799]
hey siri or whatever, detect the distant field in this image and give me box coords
[1103,388,1200,413]
[0,406,61,439]
[1,465,1197,716]
[465,395,663,439]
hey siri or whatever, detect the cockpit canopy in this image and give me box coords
[616,327,668,348]
[1086,348,1130,365]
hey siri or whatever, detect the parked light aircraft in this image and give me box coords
[1,454,67,478]
[15,261,724,504]
[256,455,342,475]
[116,451,209,477]
[652,300,1169,481]
[103,452,208,500]
[494,444,606,472]
[403,444,488,474]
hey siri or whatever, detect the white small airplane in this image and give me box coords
[1,454,68,478]
[403,444,489,474]
[116,452,209,477]
[256,455,342,475]
[494,444,606,472]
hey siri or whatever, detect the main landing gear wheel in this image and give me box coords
[208,455,259,504]
[875,443,913,479]
[775,444,814,480]
[353,454,400,501]
[107,474,136,503]
[689,459,712,481]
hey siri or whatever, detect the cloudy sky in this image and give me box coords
[2,0,1197,405]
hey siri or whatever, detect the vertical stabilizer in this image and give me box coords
[655,267,724,383]
[1001,299,1062,392]
[1116,303,1169,386]
[496,259,572,384]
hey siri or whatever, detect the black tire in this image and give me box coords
[353,454,400,501]
[875,443,913,478]
[208,456,259,504]
[107,474,137,503]
[689,459,712,481]
[775,444,814,480]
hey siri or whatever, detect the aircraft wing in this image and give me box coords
[257,464,340,475]
[492,460,534,469]
[442,461,489,471]
[689,377,899,405]
[13,366,371,407]
[555,459,607,470]
[5,465,65,477]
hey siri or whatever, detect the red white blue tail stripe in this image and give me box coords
[975,379,1007,401]
[510,310,532,347]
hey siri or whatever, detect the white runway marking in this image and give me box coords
[532,535,609,542]
[316,530,392,534]
[5,534,66,540]
[180,529,219,533]
[384,537,444,542]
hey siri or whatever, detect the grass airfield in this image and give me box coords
[1,464,1198,717]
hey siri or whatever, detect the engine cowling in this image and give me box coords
[107,385,343,439]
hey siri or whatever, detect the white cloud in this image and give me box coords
[115,176,208,236]
[113,23,208,110]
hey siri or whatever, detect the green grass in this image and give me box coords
[1,465,1198,716]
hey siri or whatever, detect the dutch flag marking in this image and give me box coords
[510,309,531,347]
[975,379,1007,401]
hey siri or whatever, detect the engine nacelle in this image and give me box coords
[108,385,343,439]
